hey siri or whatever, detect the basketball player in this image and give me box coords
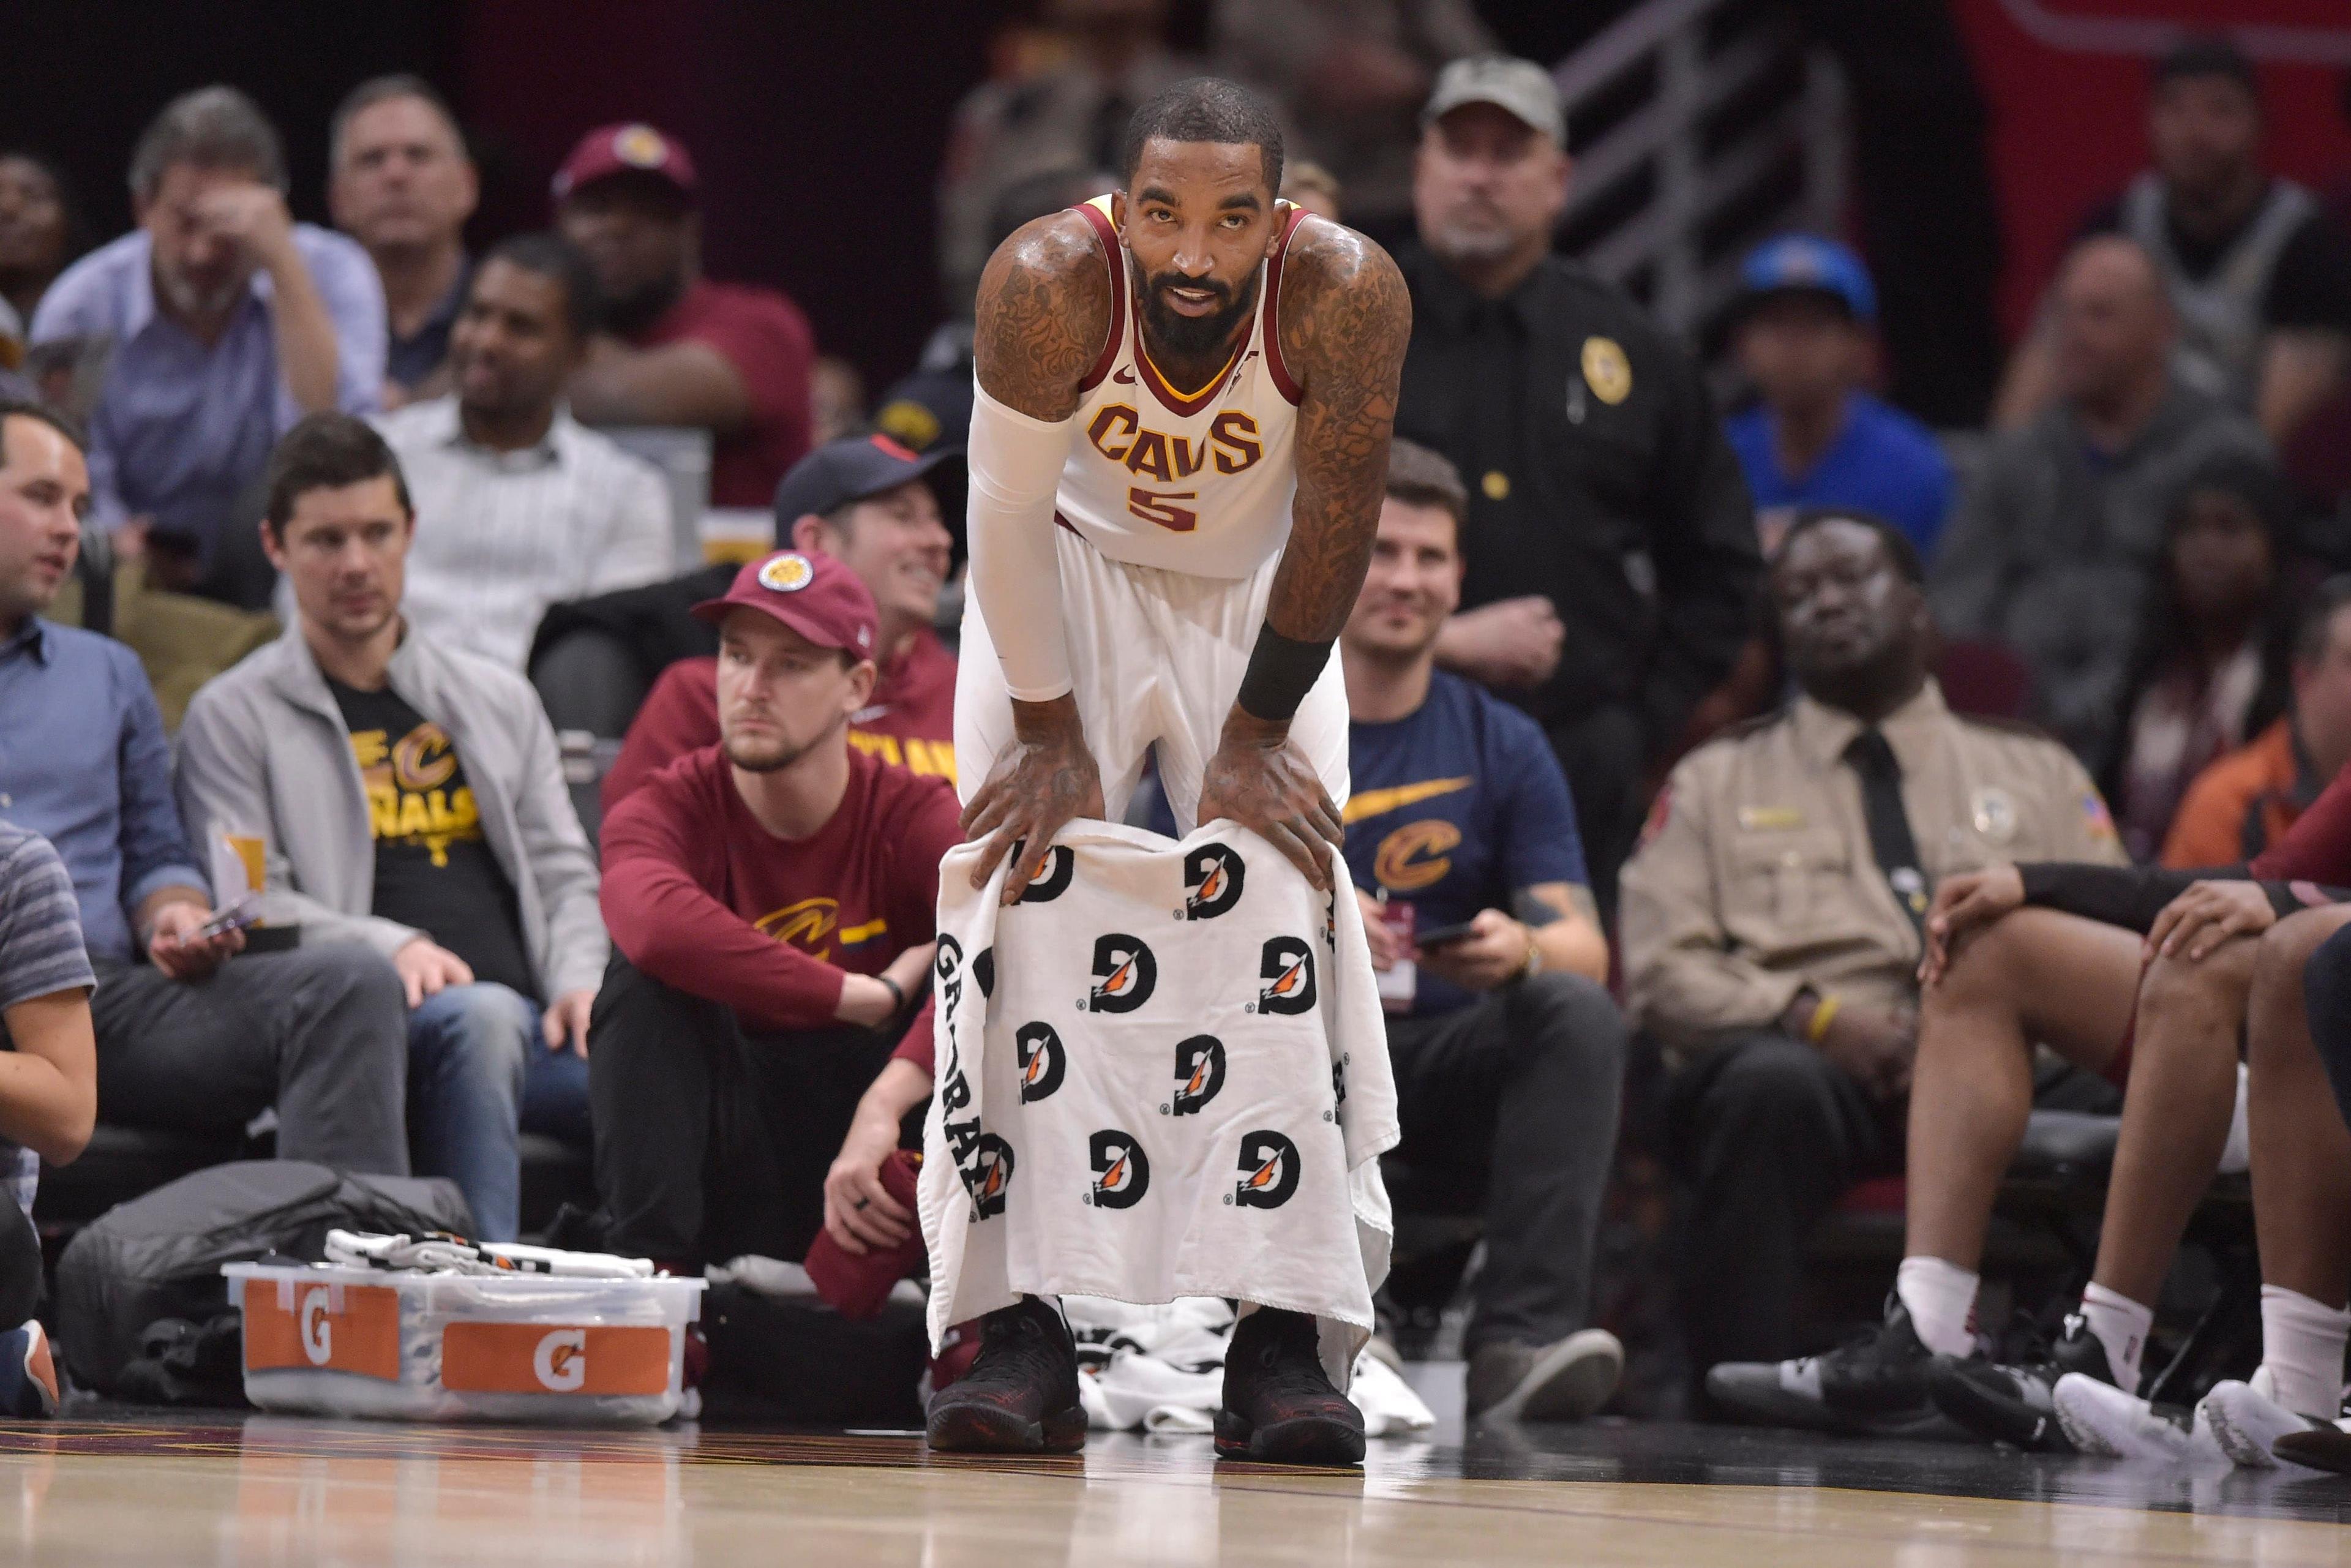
[926,78,1411,1464]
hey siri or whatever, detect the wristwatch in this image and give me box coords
[1516,924,1544,981]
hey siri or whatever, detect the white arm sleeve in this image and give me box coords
[965,380,1078,702]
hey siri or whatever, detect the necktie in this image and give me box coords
[1845,728,1929,943]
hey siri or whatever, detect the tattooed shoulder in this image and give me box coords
[1275,218,1412,397]
[973,210,1114,422]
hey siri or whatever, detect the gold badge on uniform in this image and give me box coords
[1972,787,2018,843]
[1481,470,1510,501]
[1581,336,1632,405]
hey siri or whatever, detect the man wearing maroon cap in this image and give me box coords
[601,432,961,809]
[555,122,816,507]
[591,547,957,1270]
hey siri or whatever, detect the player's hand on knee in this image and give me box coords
[962,694,1106,904]
[1918,865,2023,987]
[1197,713,1344,890]
[2149,879,2276,963]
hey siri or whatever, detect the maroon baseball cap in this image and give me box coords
[552,122,699,203]
[692,549,879,660]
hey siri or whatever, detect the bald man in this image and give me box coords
[1932,236,2269,768]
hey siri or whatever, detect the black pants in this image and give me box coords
[2305,925,2351,1135]
[1667,1029,1902,1370]
[1387,972,1627,1354]
[1545,703,1648,930]
[0,1199,38,1327]
[589,955,898,1266]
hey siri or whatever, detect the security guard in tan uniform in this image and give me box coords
[1621,508,2124,1379]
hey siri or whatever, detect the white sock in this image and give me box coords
[2080,1283,2153,1392]
[2259,1285,2351,1420]
[1895,1256,1979,1357]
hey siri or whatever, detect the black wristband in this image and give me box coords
[877,975,906,1016]
[1235,625,1335,723]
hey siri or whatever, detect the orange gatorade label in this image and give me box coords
[241,1280,402,1381]
[439,1324,672,1395]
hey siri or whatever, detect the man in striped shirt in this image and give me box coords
[375,232,672,669]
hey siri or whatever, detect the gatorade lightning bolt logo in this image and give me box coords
[1231,1130,1300,1210]
[1087,934,1157,1013]
[1016,844,1076,903]
[1015,1022,1065,1103]
[967,1135,1014,1219]
[1180,843,1245,919]
[1254,936,1316,1015]
[1087,1130,1151,1209]
[1168,1034,1226,1116]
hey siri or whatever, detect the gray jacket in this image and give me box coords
[174,629,606,1000]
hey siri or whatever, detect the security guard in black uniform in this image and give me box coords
[1395,57,1762,920]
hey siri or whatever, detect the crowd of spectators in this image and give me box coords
[0,19,2349,1446]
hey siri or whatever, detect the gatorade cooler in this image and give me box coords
[223,1261,707,1425]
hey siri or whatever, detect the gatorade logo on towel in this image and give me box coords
[440,1323,671,1395]
[1253,937,1316,1015]
[1016,1022,1067,1102]
[1086,934,1157,1013]
[1180,843,1246,919]
[241,1280,402,1381]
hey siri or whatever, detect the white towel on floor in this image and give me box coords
[921,821,1398,1387]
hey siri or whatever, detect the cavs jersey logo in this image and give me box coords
[1181,843,1245,920]
[1015,1022,1065,1103]
[1016,843,1076,902]
[1373,820,1462,893]
[1231,1130,1301,1210]
[1087,1131,1151,1210]
[1087,934,1157,1013]
[1168,1034,1226,1116]
[755,896,841,953]
[1085,406,1264,482]
[757,552,816,592]
[966,1135,1014,1220]
[1253,937,1316,1016]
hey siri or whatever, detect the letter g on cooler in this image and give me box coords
[301,1287,333,1365]
[534,1329,588,1392]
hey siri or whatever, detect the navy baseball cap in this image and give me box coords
[773,432,955,536]
[1738,234,1877,324]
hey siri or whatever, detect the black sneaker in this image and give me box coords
[1215,1308,1366,1466]
[924,1296,1087,1454]
[1705,1296,1949,1435]
[1928,1311,2113,1451]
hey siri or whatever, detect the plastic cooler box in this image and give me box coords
[223,1261,707,1425]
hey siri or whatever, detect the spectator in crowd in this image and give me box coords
[1281,159,1341,221]
[603,433,959,808]
[556,123,815,509]
[0,153,78,351]
[375,233,672,670]
[0,399,411,1174]
[1341,440,1627,1422]
[176,415,604,1241]
[1395,57,1761,920]
[591,549,951,1269]
[1726,234,1953,562]
[328,75,479,407]
[935,0,1202,315]
[1932,236,2270,769]
[30,87,385,604]
[1212,1,1495,239]
[0,819,96,1418]
[1621,511,2124,1383]
[2107,453,2300,861]
[1994,37,2351,446]
[2162,578,2351,868]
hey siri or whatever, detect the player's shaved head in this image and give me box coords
[1120,78,1284,197]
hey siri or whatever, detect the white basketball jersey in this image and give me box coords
[1054,195,1310,580]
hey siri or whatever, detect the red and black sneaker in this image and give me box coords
[924,1296,1087,1454]
[1215,1308,1365,1466]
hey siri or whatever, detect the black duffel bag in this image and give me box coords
[55,1160,471,1397]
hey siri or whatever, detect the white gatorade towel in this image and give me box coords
[920,819,1398,1387]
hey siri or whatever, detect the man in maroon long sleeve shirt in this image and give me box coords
[592,548,954,1267]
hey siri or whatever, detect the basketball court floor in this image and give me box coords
[6,1406,2350,1565]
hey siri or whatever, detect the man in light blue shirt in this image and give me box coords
[31,86,383,602]
[1725,235,1954,563]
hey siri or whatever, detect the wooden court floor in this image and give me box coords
[3,1413,2350,1565]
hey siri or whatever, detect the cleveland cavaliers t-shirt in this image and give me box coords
[327,677,538,1000]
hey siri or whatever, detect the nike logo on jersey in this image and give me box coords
[1343,777,1475,825]
[1112,366,1137,384]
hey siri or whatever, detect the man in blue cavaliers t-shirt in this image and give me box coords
[1342,440,1630,1425]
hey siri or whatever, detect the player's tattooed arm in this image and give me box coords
[1267,220,1412,643]
[972,211,1113,420]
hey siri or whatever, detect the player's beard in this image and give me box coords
[1133,258,1260,363]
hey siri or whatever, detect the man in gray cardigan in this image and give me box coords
[177,413,605,1240]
